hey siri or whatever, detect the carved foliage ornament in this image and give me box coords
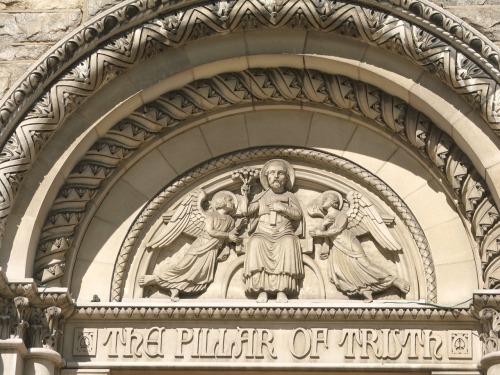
[0,0,500,259]
[1,0,499,133]
[0,268,73,353]
[114,148,434,302]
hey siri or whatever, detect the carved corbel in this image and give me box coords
[13,296,29,341]
[479,307,500,354]
[42,306,63,351]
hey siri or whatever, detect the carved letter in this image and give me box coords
[175,328,193,358]
[289,328,311,359]
[214,328,232,358]
[423,330,442,360]
[144,327,165,358]
[360,329,381,359]
[122,328,143,358]
[233,328,255,358]
[400,330,423,359]
[339,329,359,359]
[103,328,126,358]
[255,329,277,359]
[310,328,328,359]
[380,329,402,359]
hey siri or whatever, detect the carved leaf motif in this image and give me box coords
[106,34,134,56]
[461,171,486,219]
[0,133,25,163]
[472,197,500,239]
[65,59,91,84]
[426,127,452,171]
[26,92,53,120]
[456,54,488,81]
[445,147,470,193]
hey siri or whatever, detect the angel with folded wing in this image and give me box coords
[308,190,409,301]
[139,189,245,301]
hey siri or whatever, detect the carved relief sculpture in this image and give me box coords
[240,160,304,303]
[139,190,244,301]
[308,190,410,301]
[136,155,419,303]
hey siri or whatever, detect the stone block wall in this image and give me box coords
[0,0,500,98]
[0,0,121,98]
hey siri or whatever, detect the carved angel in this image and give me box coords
[139,189,245,301]
[308,190,409,301]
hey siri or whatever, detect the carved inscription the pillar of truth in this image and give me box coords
[72,325,473,363]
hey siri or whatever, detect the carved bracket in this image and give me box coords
[0,267,73,353]
[472,292,500,354]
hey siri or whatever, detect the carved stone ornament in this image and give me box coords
[0,0,498,294]
[31,67,495,292]
[0,268,73,354]
[473,292,500,356]
[307,190,410,301]
[122,148,433,303]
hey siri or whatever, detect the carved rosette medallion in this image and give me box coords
[114,147,435,303]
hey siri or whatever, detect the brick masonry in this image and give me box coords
[0,0,499,98]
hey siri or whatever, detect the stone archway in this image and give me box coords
[0,1,500,374]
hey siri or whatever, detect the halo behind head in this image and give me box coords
[260,159,295,191]
[211,190,239,211]
[320,190,344,211]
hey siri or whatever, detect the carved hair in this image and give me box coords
[320,191,344,211]
[211,191,237,211]
[264,160,289,179]
[260,159,295,190]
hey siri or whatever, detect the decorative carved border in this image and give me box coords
[1,0,499,134]
[73,302,472,321]
[108,147,437,303]
[0,0,500,256]
[35,68,495,293]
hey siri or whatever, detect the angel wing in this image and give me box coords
[146,189,207,250]
[346,190,402,251]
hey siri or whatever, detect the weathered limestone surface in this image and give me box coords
[0,62,30,97]
[0,0,84,10]
[88,0,122,16]
[0,44,49,60]
[446,5,500,45]
[0,12,82,43]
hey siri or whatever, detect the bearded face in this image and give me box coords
[266,163,287,191]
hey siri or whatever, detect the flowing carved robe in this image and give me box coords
[243,190,304,293]
[324,211,396,295]
[154,211,234,294]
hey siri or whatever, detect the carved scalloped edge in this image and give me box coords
[0,0,498,135]
[473,291,500,313]
[108,147,437,303]
[0,0,499,253]
[33,69,489,291]
[0,268,74,318]
[72,303,472,322]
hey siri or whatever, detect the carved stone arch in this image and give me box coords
[26,66,487,293]
[0,2,496,294]
[0,0,500,253]
[1,1,500,372]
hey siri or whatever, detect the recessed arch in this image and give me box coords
[1,1,500,254]
[2,49,495,286]
[1,1,500,373]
